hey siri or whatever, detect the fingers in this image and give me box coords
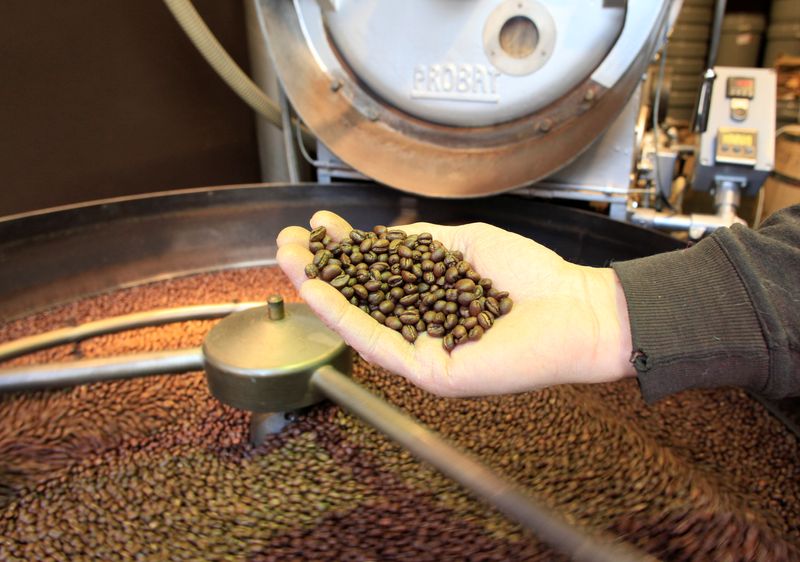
[300,280,419,378]
[276,243,313,290]
[393,221,459,250]
[276,226,311,248]
[310,211,352,241]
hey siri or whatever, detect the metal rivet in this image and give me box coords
[267,295,285,320]
[538,119,553,133]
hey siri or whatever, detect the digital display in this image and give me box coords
[726,76,755,99]
[721,132,754,147]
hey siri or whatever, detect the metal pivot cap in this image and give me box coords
[202,296,352,412]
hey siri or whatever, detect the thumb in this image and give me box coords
[300,280,418,378]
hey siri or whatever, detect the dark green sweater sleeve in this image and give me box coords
[611,204,800,403]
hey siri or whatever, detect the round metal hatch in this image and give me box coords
[203,298,353,413]
[258,0,672,197]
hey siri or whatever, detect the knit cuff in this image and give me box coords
[611,238,769,403]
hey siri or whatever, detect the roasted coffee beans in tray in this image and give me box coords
[305,226,513,350]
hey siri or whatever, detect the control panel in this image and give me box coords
[715,128,758,166]
[726,76,755,122]
[694,66,776,196]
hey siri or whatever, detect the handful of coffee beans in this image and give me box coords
[304,225,513,351]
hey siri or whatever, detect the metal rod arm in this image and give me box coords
[311,365,655,562]
[0,302,260,363]
[0,349,203,393]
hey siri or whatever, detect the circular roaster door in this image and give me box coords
[259,0,672,197]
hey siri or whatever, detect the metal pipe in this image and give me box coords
[279,86,301,183]
[0,349,203,393]
[0,302,261,363]
[706,0,727,70]
[311,365,655,562]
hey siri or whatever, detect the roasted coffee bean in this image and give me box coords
[457,292,476,306]
[308,225,514,352]
[468,300,483,317]
[399,311,420,325]
[367,291,385,306]
[370,310,386,324]
[397,245,413,259]
[499,297,514,315]
[304,264,319,279]
[359,238,374,253]
[427,324,446,338]
[330,274,351,289]
[485,297,501,317]
[385,229,406,240]
[401,325,418,343]
[2,265,796,562]
[349,229,367,243]
[477,312,494,330]
[451,325,468,343]
[313,250,332,268]
[309,226,327,242]
[445,267,460,285]
[454,278,476,293]
[417,232,433,245]
[353,284,369,300]
[468,325,484,341]
[320,265,343,282]
[309,241,325,253]
[384,315,403,330]
[378,300,395,315]
[399,294,420,307]
[373,224,387,234]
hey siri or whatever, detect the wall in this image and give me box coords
[0,0,262,216]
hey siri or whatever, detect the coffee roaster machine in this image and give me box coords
[249,0,777,238]
[0,1,795,560]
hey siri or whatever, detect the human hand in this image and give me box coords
[277,211,635,397]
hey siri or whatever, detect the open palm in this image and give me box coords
[277,211,633,397]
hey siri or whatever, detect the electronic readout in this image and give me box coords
[715,127,758,166]
[726,77,755,99]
